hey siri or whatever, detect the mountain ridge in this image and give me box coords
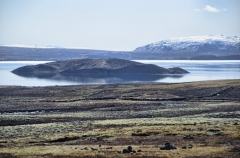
[134,35,240,55]
[1,35,239,60]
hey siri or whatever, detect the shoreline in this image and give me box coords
[0,78,240,87]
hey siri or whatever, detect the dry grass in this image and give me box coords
[0,80,240,157]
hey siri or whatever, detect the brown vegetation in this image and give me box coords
[0,79,240,157]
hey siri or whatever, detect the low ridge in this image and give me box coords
[12,58,188,78]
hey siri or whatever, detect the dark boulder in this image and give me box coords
[81,147,88,150]
[122,149,130,154]
[188,144,193,149]
[183,136,194,139]
[127,146,132,152]
[91,147,98,150]
[122,146,134,154]
[160,142,177,150]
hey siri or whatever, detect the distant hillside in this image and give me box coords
[0,46,132,61]
[1,35,239,60]
[190,55,240,60]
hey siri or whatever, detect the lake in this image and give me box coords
[0,60,240,86]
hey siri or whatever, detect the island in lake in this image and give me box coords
[11,58,189,83]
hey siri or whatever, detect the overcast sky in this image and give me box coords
[0,0,239,51]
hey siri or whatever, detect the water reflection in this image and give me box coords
[14,73,184,84]
[1,60,239,86]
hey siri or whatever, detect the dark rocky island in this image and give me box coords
[11,59,188,82]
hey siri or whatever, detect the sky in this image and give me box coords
[0,0,240,51]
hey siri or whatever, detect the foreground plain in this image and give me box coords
[0,80,240,158]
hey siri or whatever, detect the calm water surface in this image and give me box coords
[0,60,239,86]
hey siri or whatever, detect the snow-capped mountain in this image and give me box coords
[1,35,239,60]
[0,43,92,50]
[134,35,240,55]
[0,43,61,49]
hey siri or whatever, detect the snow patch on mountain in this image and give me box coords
[134,35,240,53]
[0,43,62,49]
[0,43,94,50]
